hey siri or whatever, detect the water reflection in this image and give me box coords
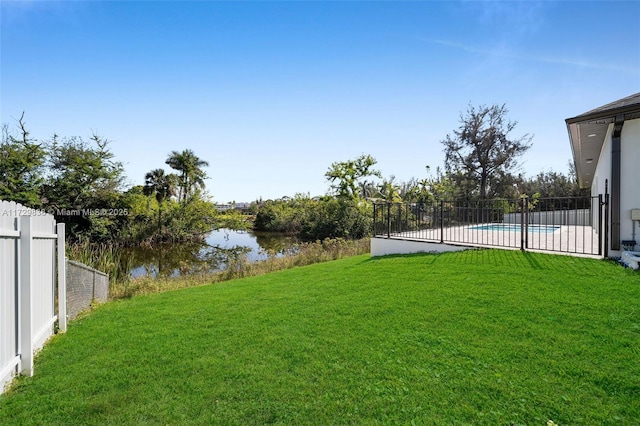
[122,228,298,278]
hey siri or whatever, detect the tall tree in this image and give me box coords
[43,133,125,241]
[518,163,589,199]
[44,133,124,209]
[325,154,382,199]
[143,168,177,232]
[0,113,47,206]
[165,149,209,203]
[441,104,532,199]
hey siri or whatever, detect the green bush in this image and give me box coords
[254,196,372,241]
[301,198,372,240]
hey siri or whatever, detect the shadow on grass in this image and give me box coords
[522,251,543,270]
[362,248,486,269]
[365,248,613,273]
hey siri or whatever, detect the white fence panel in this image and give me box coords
[0,201,20,392]
[31,215,57,353]
[0,200,65,393]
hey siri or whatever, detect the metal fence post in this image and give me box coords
[439,200,444,243]
[597,194,603,256]
[525,198,529,249]
[372,204,375,235]
[386,203,391,238]
[18,215,33,376]
[405,203,409,234]
[604,180,609,258]
[520,197,525,251]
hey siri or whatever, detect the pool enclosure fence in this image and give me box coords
[373,193,608,257]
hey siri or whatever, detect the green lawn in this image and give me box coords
[1,250,639,425]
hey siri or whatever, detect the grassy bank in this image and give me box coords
[1,250,639,425]
[110,237,370,299]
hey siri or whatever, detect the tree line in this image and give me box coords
[254,104,588,236]
[1,113,214,244]
[2,104,587,245]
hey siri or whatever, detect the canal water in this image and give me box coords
[123,228,298,278]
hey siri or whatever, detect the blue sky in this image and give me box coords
[2,1,639,203]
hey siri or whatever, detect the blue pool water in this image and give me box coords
[469,224,560,233]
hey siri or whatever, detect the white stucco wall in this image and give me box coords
[591,124,613,198]
[370,237,469,257]
[620,119,640,248]
[590,124,613,241]
[592,117,640,255]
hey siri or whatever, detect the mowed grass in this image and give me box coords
[1,250,639,425]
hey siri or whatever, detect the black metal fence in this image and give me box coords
[373,195,607,256]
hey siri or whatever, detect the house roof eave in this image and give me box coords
[565,93,640,190]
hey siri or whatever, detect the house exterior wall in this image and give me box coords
[591,124,613,199]
[620,118,640,249]
[591,124,613,240]
[592,118,640,255]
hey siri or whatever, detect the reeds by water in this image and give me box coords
[109,238,370,299]
[66,240,134,286]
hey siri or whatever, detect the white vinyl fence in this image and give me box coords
[0,200,66,393]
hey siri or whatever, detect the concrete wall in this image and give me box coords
[66,260,109,321]
[371,237,469,257]
[504,209,591,226]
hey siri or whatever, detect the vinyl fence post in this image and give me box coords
[19,215,33,376]
[57,223,67,333]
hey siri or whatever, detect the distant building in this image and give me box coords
[215,202,252,212]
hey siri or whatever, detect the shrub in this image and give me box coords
[254,197,373,240]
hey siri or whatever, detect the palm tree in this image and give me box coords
[165,149,209,203]
[143,168,176,232]
[376,178,402,203]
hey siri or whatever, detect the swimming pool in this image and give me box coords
[468,224,561,234]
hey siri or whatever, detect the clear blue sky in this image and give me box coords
[2,1,639,203]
